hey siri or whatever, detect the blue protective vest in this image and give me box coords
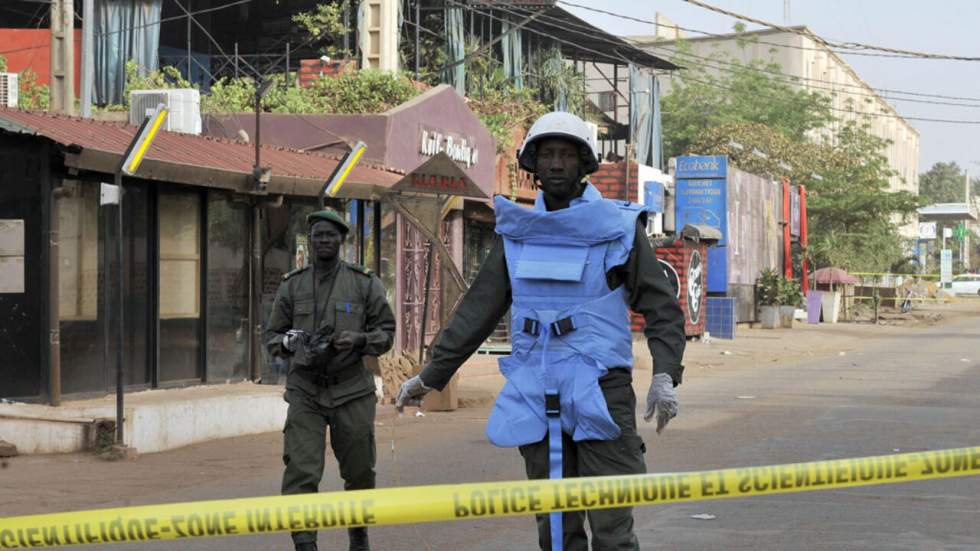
[486,184,644,448]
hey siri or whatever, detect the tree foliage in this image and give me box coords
[124,60,192,98]
[1,54,51,111]
[664,36,923,272]
[662,41,833,160]
[919,161,980,204]
[17,68,49,111]
[468,85,547,154]
[525,47,587,116]
[292,1,351,59]
[114,59,420,116]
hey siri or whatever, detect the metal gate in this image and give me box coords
[399,217,453,357]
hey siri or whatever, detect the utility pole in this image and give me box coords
[80,0,95,117]
[49,0,76,114]
[187,0,193,82]
[966,172,971,269]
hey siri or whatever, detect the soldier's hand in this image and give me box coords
[333,331,367,351]
[395,375,433,412]
[282,330,306,352]
[643,372,678,434]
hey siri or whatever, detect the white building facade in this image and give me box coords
[620,26,921,239]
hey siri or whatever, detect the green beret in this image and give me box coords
[307,209,350,234]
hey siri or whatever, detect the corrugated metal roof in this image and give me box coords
[0,108,403,195]
[918,202,978,221]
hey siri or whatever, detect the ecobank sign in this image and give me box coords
[675,156,726,179]
[420,127,480,168]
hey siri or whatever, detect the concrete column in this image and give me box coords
[49,0,76,114]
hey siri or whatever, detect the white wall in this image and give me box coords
[629,30,921,239]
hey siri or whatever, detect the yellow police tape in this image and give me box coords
[847,296,958,302]
[1,447,978,548]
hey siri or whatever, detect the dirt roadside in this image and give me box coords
[454,301,980,407]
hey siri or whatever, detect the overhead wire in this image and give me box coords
[1,0,315,91]
[0,4,43,19]
[554,0,980,105]
[8,0,977,127]
[557,1,961,61]
[641,45,980,109]
[682,0,980,61]
[446,0,635,68]
[488,2,980,127]
[460,2,980,126]
[678,74,980,125]
[0,0,257,57]
[522,4,980,110]
[555,0,980,104]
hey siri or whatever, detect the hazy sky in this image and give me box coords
[563,0,980,175]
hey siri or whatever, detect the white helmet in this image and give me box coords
[517,111,600,175]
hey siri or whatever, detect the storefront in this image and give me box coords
[203,84,498,360]
[0,109,402,403]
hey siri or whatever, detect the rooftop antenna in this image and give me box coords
[784,0,791,23]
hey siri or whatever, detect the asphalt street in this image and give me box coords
[2,310,979,550]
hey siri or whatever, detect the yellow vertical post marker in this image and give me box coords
[322,141,367,199]
[110,103,167,447]
[120,103,169,176]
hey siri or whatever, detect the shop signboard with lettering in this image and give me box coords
[419,126,480,168]
[390,152,487,198]
[675,156,728,293]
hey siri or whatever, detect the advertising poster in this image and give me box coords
[295,235,309,270]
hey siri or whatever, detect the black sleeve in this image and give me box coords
[360,276,396,356]
[420,237,512,390]
[613,221,687,385]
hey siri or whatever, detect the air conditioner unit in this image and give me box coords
[129,89,201,135]
[0,73,19,108]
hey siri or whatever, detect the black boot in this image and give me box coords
[348,527,370,551]
[294,542,317,551]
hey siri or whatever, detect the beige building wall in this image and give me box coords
[360,0,400,73]
[624,28,920,239]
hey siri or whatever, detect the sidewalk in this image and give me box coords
[0,382,288,455]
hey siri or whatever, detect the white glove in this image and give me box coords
[282,329,306,353]
[395,375,433,412]
[643,373,678,434]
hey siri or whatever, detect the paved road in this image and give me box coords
[3,312,979,550]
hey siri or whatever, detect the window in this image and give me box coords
[206,192,249,382]
[379,207,397,309]
[58,183,99,321]
[159,193,201,320]
[57,182,104,394]
[58,181,152,393]
[158,191,202,383]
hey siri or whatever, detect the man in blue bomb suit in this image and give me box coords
[397,111,686,550]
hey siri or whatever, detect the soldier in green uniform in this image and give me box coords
[266,209,396,551]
